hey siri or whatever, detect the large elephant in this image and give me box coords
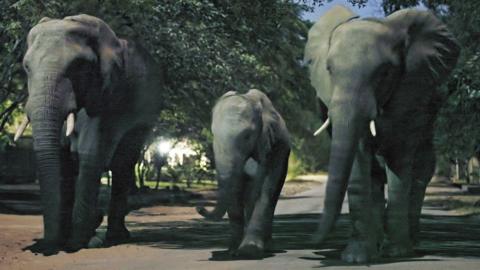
[196,89,290,257]
[16,14,164,254]
[304,6,460,263]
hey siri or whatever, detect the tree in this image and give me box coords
[0,0,421,175]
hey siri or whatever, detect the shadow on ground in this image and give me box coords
[0,186,204,215]
[119,213,480,263]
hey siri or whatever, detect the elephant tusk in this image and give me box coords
[14,116,30,142]
[66,112,75,137]
[313,118,330,136]
[370,120,376,137]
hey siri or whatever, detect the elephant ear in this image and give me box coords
[304,5,358,106]
[63,14,125,116]
[385,9,460,86]
[249,90,282,163]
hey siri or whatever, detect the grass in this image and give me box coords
[143,179,217,190]
[286,153,305,181]
[424,194,480,215]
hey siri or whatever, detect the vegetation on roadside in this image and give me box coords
[424,194,480,215]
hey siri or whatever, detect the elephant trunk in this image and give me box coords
[196,175,228,221]
[26,74,75,244]
[314,97,368,243]
[31,111,64,243]
[197,149,243,221]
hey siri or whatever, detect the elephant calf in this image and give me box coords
[197,89,290,257]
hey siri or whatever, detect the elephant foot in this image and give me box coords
[237,237,264,258]
[87,234,106,248]
[65,231,92,253]
[65,211,105,252]
[341,239,379,264]
[106,225,131,245]
[264,237,274,251]
[64,238,88,253]
[227,232,243,252]
[66,234,110,251]
[23,239,61,256]
[382,241,414,258]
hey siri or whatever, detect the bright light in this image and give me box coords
[151,138,207,167]
[157,140,172,155]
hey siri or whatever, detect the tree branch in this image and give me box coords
[0,93,27,133]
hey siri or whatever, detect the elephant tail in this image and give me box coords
[196,204,226,221]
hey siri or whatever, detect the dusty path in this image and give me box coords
[1,178,480,269]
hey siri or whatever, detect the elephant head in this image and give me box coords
[304,6,460,241]
[17,14,126,244]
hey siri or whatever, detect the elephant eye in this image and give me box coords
[326,63,333,73]
[326,58,334,73]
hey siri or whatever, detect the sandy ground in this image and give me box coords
[1,177,480,270]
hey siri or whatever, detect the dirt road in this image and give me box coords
[1,179,480,269]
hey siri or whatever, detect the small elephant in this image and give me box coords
[197,89,290,257]
[304,6,460,263]
[16,14,165,254]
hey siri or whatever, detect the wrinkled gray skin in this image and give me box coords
[22,15,164,254]
[304,6,460,263]
[196,89,290,257]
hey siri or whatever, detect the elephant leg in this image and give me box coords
[243,160,267,226]
[66,154,103,251]
[342,140,380,263]
[383,148,416,258]
[64,113,106,250]
[59,149,76,243]
[409,141,435,244]
[263,152,288,250]
[244,164,270,247]
[371,156,387,246]
[243,174,257,225]
[105,166,132,244]
[107,127,149,244]
[238,145,289,256]
[227,173,246,252]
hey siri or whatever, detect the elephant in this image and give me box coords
[304,5,460,263]
[196,89,290,257]
[15,14,165,254]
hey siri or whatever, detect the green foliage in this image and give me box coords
[434,0,480,161]
[0,0,33,137]
[0,0,329,170]
[286,152,305,181]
